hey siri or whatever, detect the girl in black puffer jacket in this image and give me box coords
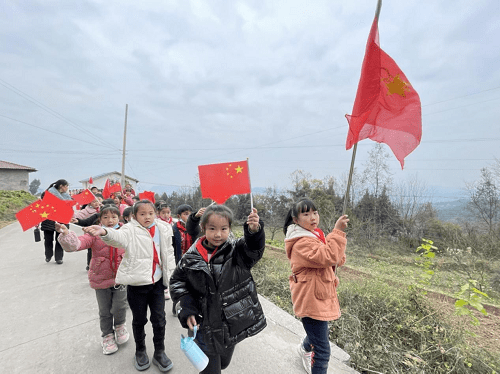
[170,205,266,374]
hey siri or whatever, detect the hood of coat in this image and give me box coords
[284,223,317,258]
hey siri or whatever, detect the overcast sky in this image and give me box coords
[1,0,499,199]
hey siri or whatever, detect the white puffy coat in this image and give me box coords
[101,218,175,287]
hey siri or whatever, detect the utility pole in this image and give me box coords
[121,104,128,188]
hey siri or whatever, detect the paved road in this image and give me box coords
[0,222,358,374]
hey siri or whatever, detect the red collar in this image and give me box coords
[195,237,218,263]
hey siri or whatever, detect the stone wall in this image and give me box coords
[0,170,30,191]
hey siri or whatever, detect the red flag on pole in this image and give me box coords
[72,189,96,206]
[198,160,251,204]
[109,183,122,195]
[345,15,421,168]
[102,179,111,199]
[139,191,155,203]
[15,199,45,231]
[42,191,77,224]
[89,176,93,184]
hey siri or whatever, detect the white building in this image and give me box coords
[79,172,139,191]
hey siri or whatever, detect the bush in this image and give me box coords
[0,190,37,221]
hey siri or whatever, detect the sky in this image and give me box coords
[1,0,499,200]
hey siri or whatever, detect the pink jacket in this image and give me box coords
[73,205,97,220]
[58,231,125,290]
[285,224,346,321]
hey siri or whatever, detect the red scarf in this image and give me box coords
[159,216,173,224]
[195,237,217,263]
[147,225,160,282]
[312,228,326,244]
[177,221,193,255]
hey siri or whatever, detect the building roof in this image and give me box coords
[0,160,37,172]
[78,171,139,183]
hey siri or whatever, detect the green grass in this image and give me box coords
[0,190,37,221]
[252,245,500,374]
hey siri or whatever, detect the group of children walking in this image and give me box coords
[41,179,348,374]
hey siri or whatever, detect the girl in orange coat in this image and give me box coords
[283,198,349,374]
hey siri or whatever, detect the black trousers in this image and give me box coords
[43,230,64,262]
[127,279,166,349]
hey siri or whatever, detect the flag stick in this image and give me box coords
[341,0,382,215]
[246,158,254,211]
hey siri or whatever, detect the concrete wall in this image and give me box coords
[0,170,30,191]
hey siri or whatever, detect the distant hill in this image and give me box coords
[433,199,468,222]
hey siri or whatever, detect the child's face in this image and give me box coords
[100,212,119,228]
[203,214,230,248]
[293,209,320,232]
[135,204,156,227]
[113,197,120,205]
[91,187,98,194]
[90,199,100,209]
[159,207,171,220]
[178,211,191,223]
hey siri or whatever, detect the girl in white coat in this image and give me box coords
[84,200,175,372]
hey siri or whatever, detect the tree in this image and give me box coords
[259,186,291,240]
[29,179,41,195]
[466,167,500,233]
[361,143,393,198]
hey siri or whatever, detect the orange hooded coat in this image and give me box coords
[285,224,347,321]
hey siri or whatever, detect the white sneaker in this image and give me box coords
[102,333,118,355]
[297,338,313,374]
[115,324,130,345]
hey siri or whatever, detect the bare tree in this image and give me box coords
[361,143,393,198]
[466,167,500,233]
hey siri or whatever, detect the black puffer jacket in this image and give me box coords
[170,220,267,355]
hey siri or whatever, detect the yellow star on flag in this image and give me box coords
[40,211,49,219]
[235,165,243,173]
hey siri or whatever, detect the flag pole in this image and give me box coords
[341,0,382,215]
[246,158,254,211]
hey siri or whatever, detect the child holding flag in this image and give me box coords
[56,205,129,355]
[170,204,266,374]
[283,198,349,374]
[84,200,175,372]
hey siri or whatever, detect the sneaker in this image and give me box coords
[56,260,63,264]
[297,338,313,374]
[102,333,118,355]
[115,324,130,345]
[164,289,170,300]
[45,258,50,263]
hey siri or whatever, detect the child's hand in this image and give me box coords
[83,225,106,237]
[55,222,69,235]
[247,208,260,233]
[195,207,206,218]
[70,217,78,224]
[334,215,349,232]
[186,315,199,331]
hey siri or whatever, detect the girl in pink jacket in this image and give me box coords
[284,198,349,374]
[56,205,129,356]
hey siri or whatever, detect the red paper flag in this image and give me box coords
[198,160,251,204]
[109,183,122,195]
[89,176,93,184]
[102,179,111,199]
[345,16,421,168]
[42,191,77,224]
[15,199,45,231]
[72,189,96,205]
[139,191,155,203]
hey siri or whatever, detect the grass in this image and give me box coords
[251,236,500,373]
[0,190,37,222]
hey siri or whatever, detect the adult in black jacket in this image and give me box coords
[170,205,266,374]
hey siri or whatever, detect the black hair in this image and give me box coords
[176,204,193,216]
[283,198,318,234]
[95,193,103,198]
[122,206,133,221]
[102,198,115,206]
[200,205,233,229]
[47,179,69,191]
[99,205,120,219]
[133,199,156,215]
[132,196,140,202]
[155,200,169,210]
[90,186,98,190]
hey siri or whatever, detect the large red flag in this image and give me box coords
[42,191,77,224]
[15,199,45,231]
[109,182,122,195]
[72,189,96,205]
[345,16,421,168]
[102,179,111,199]
[139,191,155,203]
[198,160,251,204]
